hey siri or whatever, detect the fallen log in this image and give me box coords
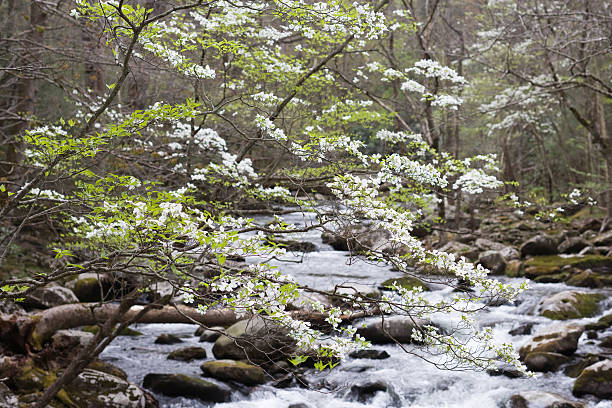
[28,303,239,349]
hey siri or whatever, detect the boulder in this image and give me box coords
[379,276,429,291]
[519,323,584,359]
[558,237,589,254]
[349,380,387,403]
[65,273,114,302]
[538,291,604,320]
[478,251,506,275]
[566,270,602,288]
[356,316,428,344]
[564,355,604,378]
[600,336,612,348]
[212,317,296,363]
[198,327,224,343]
[154,333,182,345]
[23,282,79,309]
[348,349,390,360]
[200,360,266,385]
[585,313,612,331]
[287,292,333,312]
[265,236,317,253]
[474,238,505,251]
[143,373,230,402]
[64,369,157,408]
[507,391,585,408]
[333,283,381,301]
[523,352,569,372]
[437,241,479,261]
[52,329,94,352]
[167,346,207,362]
[321,224,391,253]
[499,246,520,261]
[520,235,557,257]
[505,260,522,278]
[509,322,534,336]
[0,383,18,408]
[87,360,128,380]
[572,359,612,399]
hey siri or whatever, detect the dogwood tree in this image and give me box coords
[1,1,529,405]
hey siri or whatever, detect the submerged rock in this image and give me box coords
[519,323,584,358]
[154,333,183,345]
[538,290,604,320]
[200,360,266,385]
[143,373,230,402]
[167,346,207,362]
[572,359,612,399]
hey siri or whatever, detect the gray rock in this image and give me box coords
[65,369,156,408]
[499,246,520,261]
[520,235,557,257]
[24,282,79,309]
[478,250,506,275]
[167,346,207,362]
[155,333,182,345]
[356,316,429,344]
[523,352,569,372]
[519,323,584,359]
[52,329,94,350]
[143,373,230,402]
[212,317,296,363]
[593,230,612,246]
[438,240,479,261]
[198,326,224,342]
[349,349,390,360]
[349,380,387,403]
[558,237,589,254]
[507,391,584,408]
[474,238,505,251]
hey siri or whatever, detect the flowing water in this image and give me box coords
[101,211,612,408]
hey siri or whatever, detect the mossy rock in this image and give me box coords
[524,255,612,270]
[200,360,266,385]
[533,272,570,283]
[564,355,604,378]
[573,359,612,399]
[167,346,207,362]
[13,363,57,392]
[523,265,561,279]
[585,314,612,331]
[523,351,569,372]
[566,270,603,288]
[87,360,128,380]
[143,373,230,402]
[540,291,604,320]
[505,260,522,277]
[379,277,429,291]
[82,325,143,337]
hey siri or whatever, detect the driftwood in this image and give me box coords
[28,303,239,349]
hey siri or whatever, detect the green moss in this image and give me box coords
[533,272,570,283]
[524,255,612,270]
[380,277,429,291]
[541,292,604,320]
[505,260,522,277]
[167,346,207,362]
[585,314,612,331]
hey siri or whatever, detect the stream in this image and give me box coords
[100,211,612,408]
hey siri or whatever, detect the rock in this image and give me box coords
[321,224,392,253]
[533,272,571,283]
[23,282,79,309]
[523,352,569,372]
[519,323,584,359]
[154,333,183,344]
[200,360,266,385]
[65,273,114,302]
[474,238,505,251]
[600,336,612,348]
[212,317,296,363]
[507,391,584,408]
[87,360,128,380]
[13,363,56,393]
[478,251,506,275]
[500,246,520,261]
[438,241,479,261]
[572,359,612,399]
[538,291,604,320]
[564,355,604,378]
[505,260,522,277]
[63,369,156,408]
[379,277,429,291]
[594,230,612,246]
[558,237,589,254]
[509,322,534,336]
[520,235,557,257]
[0,299,25,315]
[52,329,94,351]
[199,327,224,342]
[585,313,612,331]
[82,325,143,336]
[349,380,387,403]
[356,316,428,344]
[167,346,207,362]
[288,404,310,408]
[566,270,602,288]
[0,383,18,408]
[143,373,230,402]
[287,292,333,312]
[348,349,390,360]
[486,366,524,379]
[266,236,317,252]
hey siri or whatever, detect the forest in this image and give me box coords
[0,0,611,407]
